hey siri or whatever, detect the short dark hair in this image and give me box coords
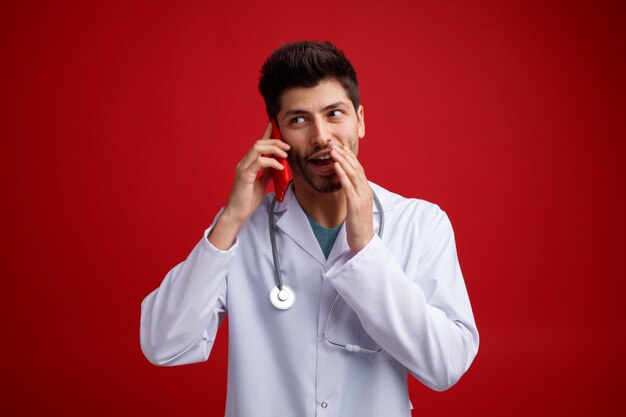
[258,41,360,123]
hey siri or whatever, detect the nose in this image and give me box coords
[310,118,332,147]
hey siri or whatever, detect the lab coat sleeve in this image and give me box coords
[325,207,479,391]
[140,225,235,366]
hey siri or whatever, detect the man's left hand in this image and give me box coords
[330,144,374,253]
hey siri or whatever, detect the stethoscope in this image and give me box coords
[268,185,385,354]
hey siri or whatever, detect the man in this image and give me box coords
[141,41,479,416]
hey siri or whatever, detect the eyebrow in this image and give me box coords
[282,101,350,119]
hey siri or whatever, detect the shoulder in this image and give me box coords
[370,181,448,227]
[370,183,457,262]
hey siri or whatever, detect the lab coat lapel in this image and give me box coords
[272,182,388,266]
[273,187,326,266]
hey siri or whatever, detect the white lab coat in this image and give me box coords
[140,182,479,417]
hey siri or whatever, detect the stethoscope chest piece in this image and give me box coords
[269,285,295,310]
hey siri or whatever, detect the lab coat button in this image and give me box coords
[321,402,328,408]
[322,267,328,273]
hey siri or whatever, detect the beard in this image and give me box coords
[287,144,342,193]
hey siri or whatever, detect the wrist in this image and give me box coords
[219,207,247,232]
[208,210,245,250]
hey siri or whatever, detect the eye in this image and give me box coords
[328,109,344,119]
[290,116,305,125]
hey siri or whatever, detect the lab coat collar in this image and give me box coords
[272,184,326,265]
[270,182,392,266]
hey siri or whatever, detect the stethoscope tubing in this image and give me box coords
[269,195,284,290]
[269,185,385,354]
[268,185,384,291]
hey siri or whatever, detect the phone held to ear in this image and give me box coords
[270,120,291,202]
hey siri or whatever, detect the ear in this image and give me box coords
[357,105,365,138]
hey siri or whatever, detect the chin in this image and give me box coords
[313,184,342,193]
[305,176,342,193]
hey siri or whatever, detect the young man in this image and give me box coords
[141,41,479,416]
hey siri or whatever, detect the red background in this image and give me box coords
[2,0,624,415]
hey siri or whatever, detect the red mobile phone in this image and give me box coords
[270,120,292,202]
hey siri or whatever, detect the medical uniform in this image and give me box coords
[140,182,479,417]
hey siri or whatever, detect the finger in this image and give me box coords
[241,141,289,169]
[255,139,291,152]
[336,144,362,173]
[253,142,289,159]
[248,155,285,173]
[333,161,357,198]
[331,145,360,175]
[240,153,285,178]
[241,157,284,183]
[330,146,359,181]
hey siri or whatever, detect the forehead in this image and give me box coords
[279,80,350,114]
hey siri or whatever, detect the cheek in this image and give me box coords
[283,135,307,153]
[287,146,306,160]
[286,149,305,170]
[339,126,360,147]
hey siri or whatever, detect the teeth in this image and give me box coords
[315,155,330,160]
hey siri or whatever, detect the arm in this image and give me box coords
[329,143,478,390]
[140,224,234,366]
[326,207,479,391]
[140,123,290,366]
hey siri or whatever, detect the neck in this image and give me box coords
[292,178,346,228]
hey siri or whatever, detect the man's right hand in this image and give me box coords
[208,122,290,250]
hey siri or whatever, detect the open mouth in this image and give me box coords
[309,149,335,166]
[309,154,334,166]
